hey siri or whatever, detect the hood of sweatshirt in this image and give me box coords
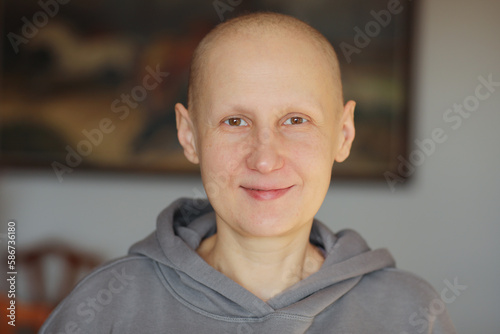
[129,198,395,319]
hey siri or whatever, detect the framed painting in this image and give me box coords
[0,0,413,181]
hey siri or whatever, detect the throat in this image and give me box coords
[196,234,325,301]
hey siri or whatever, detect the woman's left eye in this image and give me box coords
[284,117,308,125]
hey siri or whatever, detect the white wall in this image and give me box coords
[1,0,499,332]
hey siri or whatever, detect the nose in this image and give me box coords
[245,129,284,174]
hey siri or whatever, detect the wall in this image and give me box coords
[1,0,499,332]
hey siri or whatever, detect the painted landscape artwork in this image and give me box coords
[1,0,413,180]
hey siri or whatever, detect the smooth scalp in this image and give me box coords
[187,12,344,120]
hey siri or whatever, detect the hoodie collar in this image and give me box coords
[130,198,395,318]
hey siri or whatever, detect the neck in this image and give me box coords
[196,220,324,301]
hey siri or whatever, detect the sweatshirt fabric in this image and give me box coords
[40,198,456,334]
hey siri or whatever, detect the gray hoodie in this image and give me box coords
[40,198,456,333]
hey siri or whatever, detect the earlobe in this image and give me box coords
[175,103,200,164]
[334,100,356,163]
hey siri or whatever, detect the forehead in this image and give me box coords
[200,31,339,117]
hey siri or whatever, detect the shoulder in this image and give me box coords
[354,267,448,313]
[362,267,441,300]
[39,255,157,333]
[352,268,457,333]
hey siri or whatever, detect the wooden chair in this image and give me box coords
[0,241,102,333]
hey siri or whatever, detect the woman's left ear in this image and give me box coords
[334,100,356,163]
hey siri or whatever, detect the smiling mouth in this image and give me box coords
[241,185,294,201]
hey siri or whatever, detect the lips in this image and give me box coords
[241,185,294,201]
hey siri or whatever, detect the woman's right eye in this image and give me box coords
[224,118,248,126]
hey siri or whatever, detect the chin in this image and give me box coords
[234,210,306,238]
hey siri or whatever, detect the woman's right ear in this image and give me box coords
[175,103,199,164]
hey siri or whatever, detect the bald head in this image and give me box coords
[187,12,343,118]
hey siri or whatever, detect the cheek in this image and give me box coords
[285,135,333,215]
[286,131,335,176]
[199,136,249,187]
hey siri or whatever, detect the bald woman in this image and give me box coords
[41,12,455,334]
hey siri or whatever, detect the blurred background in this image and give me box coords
[1,0,499,333]
[0,0,412,178]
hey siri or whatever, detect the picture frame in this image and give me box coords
[0,0,413,181]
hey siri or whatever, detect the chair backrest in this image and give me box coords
[18,241,102,305]
[0,240,102,333]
